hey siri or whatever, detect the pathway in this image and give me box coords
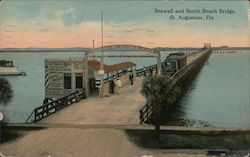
[0,128,208,157]
[40,77,146,125]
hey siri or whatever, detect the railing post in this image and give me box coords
[34,109,37,122]
[140,110,143,124]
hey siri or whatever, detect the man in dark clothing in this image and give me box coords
[129,73,133,85]
[110,79,115,94]
[131,73,134,79]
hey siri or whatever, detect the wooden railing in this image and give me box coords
[139,50,211,124]
[139,102,154,124]
[135,64,157,77]
[94,64,158,88]
[26,90,85,123]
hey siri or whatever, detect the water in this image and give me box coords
[180,51,250,129]
[0,50,249,129]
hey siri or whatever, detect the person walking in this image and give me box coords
[110,79,115,94]
[131,72,134,84]
[129,73,134,85]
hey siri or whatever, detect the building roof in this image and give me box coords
[88,59,136,73]
[109,62,136,73]
[88,60,110,72]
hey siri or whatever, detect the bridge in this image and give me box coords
[89,55,157,58]
[26,45,211,125]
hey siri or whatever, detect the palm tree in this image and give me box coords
[0,78,13,106]
[141,75,169,141]
[0,77,13,143]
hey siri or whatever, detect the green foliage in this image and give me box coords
[0,77,13,106]
[141,75,169,105]
[126,129,250,150]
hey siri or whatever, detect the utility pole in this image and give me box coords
[101,11,104,71]
[99,11,105,98]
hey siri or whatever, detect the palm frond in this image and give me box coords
[0,78,13,106]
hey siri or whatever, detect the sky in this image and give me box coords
[0,0,249,48]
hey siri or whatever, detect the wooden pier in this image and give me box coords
[25,48,211,125]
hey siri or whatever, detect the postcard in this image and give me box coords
[0,0,249,157]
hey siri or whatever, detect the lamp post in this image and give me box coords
[99,11,105,98]
[101,11,104,72]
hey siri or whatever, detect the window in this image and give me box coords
[64,74,71,89]
[76,73,83,89]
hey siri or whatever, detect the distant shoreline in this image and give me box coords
[0,47,249,53]
[0,48,90,53]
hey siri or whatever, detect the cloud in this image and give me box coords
[54,10,64,18]
[0,0,4,6]
[248,9,250,26]
[0,1,249,48]
[65,7,75,14]
[1,17,249,48]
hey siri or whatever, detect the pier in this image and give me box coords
[38,77,145,125]
[25,45,211,125]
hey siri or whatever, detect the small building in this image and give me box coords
[45,58,95,99]
[45,57,136,99]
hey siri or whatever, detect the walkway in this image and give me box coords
[186,52,204,65]
[40,77,146,125]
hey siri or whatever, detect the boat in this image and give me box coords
[0,60,26,76]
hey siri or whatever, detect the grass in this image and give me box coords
[1,125,44,143]
[1,129,24,143]
[125,129,250,150]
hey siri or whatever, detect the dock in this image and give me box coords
[31,49,206,125]
[27,46,211,125]
[40,77,146,125]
